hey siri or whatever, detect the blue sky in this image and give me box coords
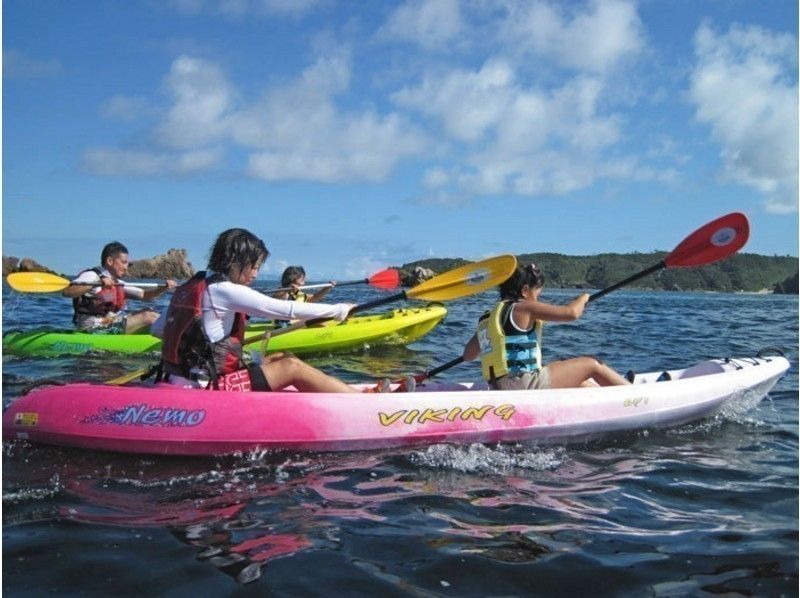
[3,0,798,279]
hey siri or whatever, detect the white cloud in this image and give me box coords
[262,258,289,277]
[396,60,634,198]
[233,53,428,182]
[378,0,465,50]
[690,23,798,213]
[393,60,515,142]
[3,49,60,78]
[343,255,393,279]
[101,95,152,121]
[86,51,427,182]
[155,56,235,150]
[423,167,450,189]
[257,0,323,17]
[500,0,644,73]
[83,148,222,176]
[169,0,323,17]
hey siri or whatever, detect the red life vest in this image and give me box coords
[72,268,127,320]
[160,272,247,381]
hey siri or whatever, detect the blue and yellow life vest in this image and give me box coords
[477,301,542,382]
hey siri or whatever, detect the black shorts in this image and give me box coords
[217,365,271,392]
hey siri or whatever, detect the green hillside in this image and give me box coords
[401,253,798,293]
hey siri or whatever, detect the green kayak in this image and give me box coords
[3,304,447,357]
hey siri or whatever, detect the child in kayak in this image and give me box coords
[62,241,176,334]
[274,266,337,303]
[151,228,363,393]
[272,266,337,328]
[462,263,630,390]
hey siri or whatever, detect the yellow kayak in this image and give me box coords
[3,304,447,357]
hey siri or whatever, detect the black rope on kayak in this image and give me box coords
[757,347,786,360]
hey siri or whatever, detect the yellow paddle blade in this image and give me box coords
[106,367,151,386]
[406,254,517,301]
[6,271,71,293]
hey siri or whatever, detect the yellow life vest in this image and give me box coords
[477,301,542,382]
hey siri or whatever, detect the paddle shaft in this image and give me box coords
[243,291,408,347]
[267,279,365,294]
[70,281,165,289]
[411,356,465,383]
[588,261,665,303]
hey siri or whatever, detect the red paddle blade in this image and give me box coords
[368,268,400,290]
[665,212,750,268]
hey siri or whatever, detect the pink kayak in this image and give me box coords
[3,355,789,456]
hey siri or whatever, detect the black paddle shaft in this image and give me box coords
[588,261,665,303]
[421,356,464,381]
[301,290,408,327]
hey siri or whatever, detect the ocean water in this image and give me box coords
[2,284,798,596]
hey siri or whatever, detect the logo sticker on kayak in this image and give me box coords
[81,404,206,427]
[378,403,516,426]
[52,342,93,353]
[14,412,39,427]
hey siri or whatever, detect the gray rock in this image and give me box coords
[127,248,194,279]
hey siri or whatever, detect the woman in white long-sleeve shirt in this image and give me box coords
[151,228,358,393]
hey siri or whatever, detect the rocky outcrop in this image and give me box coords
[2,256,19,277]
[400,266,436,287]
[773,272,798,294]
[127,249,194,279]
[2,256,57,277]
[2,249,194,280]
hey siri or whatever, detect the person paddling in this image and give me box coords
[462,263,630,389]
[272,265,337,328]
[62,241,176,334]
[274,266,337,303]
[150,228,362,393]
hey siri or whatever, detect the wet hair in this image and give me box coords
[281,266,306,287]
[207,228,270,275]
[101,241,128,265]
[499,263,545,301]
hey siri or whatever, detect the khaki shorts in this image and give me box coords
[491,366,551,390]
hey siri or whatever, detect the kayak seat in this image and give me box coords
[678,360,727,379]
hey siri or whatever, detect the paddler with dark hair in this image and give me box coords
[62,241,176,334]
[462,263,630,390]
[150,228,362,393]
[274,265,337,303]
[272,265,337,328]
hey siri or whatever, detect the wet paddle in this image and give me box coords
[107,255,517,385]
[401,212,751,387]
[6,272,167,293]
[266,268,399,294]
